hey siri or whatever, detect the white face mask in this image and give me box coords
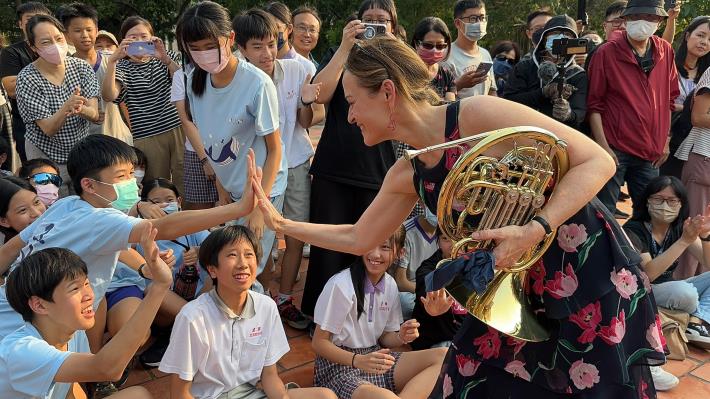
[625,20,659,41]
[648,201,680,224]
[464,21,487,41]
[134,169,145,184]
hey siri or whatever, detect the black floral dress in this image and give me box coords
[413,102,665,398]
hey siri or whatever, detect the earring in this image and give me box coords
[387,113,396,131]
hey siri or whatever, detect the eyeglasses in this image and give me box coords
[648,196,681,207]
[418,41,448,51]
[29,172,63,187]
[458,15,487,23]
[604,18,625,27]
[294,24,319,35]
[363,18,392,25]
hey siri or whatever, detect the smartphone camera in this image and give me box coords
[359,23,387,40]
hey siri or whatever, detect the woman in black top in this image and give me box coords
[303,0,399,317]
[623,175,710,348]
[411,17,456,102]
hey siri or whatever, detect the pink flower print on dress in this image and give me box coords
[646,315,665,352]
[506,336,526,355]
[638,378,650,399]
[544,263,579,299]
[504,360,532,381]
[456,354,480,377]
[557,223,588,252]
[569,301,602,344]
[443,374,453,398]
[639,270,652,292]
[569,359,600,390]
[597,309,626,345]
[473,327,502,360]
[610,268,638,299]
[526,260,546,296]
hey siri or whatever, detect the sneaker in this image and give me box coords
[686,322,710,349]
[139,335,170,368]
[277,297,310,330]
[91,381,118,399]
[302,244,310,258]
[649,366,679,391]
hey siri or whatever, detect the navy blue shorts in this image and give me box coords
[105,285,144,310]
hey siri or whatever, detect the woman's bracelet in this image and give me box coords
[137,263,148,279]
[701,235,710,242]
[199,156,209,165]
[351,353,357,368]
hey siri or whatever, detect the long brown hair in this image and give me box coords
[346,36,439,106]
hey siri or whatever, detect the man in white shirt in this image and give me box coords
[443,0,497,98]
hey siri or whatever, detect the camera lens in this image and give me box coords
[363,26,375,39]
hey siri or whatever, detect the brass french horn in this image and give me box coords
[405,126,569,342]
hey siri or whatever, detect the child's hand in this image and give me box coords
[236,149,262,214]
[354,348,395,374]
[420,289,454,316]
[140,223,173,288]
[300,74,321,105]
[183,247,198,266]
[159,249,176,269]
[247,208,265,240]
[398,319,420,344]
[254,175,286,233]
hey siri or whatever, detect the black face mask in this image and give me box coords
[532,28,544,46]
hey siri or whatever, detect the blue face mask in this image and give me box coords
[545,33,568,52]
[162,201,180,215]
[277,31,286,51]
[424,208,438,228]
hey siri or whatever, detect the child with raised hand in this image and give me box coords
[159,225,336,399]
[0,222,171,399]
[0,134,262,341]
[311,226,447,399]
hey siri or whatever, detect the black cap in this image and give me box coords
[621,0,668,18]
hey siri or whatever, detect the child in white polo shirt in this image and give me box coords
[159,225,336,399]
[311,226,447,399]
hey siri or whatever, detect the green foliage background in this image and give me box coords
[1,0,709,59]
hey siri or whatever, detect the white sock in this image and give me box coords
[277,293,291,305]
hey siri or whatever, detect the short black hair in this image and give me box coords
[264,1,292,25]
[233,8,279,49]
[18,158,60,179]
[26,14,65,48]
[16,1,50,22]
[605,1,628,19]
[526,8,554,29]
[0,136,9,156]
[119,16,153,41]
[6,248,88,322]
[57,2,98,29]
[67,135,137,195]
[359,0,398,33]
[142,178,180,200]
[454,0,485,19]
[0,177,31,218]
[132,146,148,169]
[411,17,452,62]
[198,225,261,287]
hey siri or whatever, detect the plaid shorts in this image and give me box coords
[183,149,218,204]
[314,345,401,399]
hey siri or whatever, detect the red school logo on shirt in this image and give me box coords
[424,181,436,192]
[249,326,262,337]
[379,301,390,312]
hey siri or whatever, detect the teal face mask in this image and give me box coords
[93,178,140,212]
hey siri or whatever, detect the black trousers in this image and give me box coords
[301,176,379,316]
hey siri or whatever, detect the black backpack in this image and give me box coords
[669,89,695,152]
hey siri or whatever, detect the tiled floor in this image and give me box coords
[119,147,709,397]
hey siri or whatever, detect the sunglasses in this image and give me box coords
[30,172,63,187]
[418,41,448,51]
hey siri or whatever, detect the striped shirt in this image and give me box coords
[676,68,710,160]
[114,50,181,140]
[16,57,99,164]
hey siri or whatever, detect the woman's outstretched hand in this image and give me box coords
[471,222,546,270]
[420,289,453,316]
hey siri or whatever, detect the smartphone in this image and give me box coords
[358,23,387,40]
[475,62,494,75]
[126,41,156,57]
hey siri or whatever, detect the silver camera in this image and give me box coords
[359,23,387,40]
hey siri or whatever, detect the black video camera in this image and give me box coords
[551,38,590,57]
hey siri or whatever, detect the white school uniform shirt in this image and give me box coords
[397,217,439,282]
[170,66,195,152]
[314,269,403,349]
[0,323,89,399]
[273,59,315,168]
[159,290,289,399]
[0,196,140,339]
